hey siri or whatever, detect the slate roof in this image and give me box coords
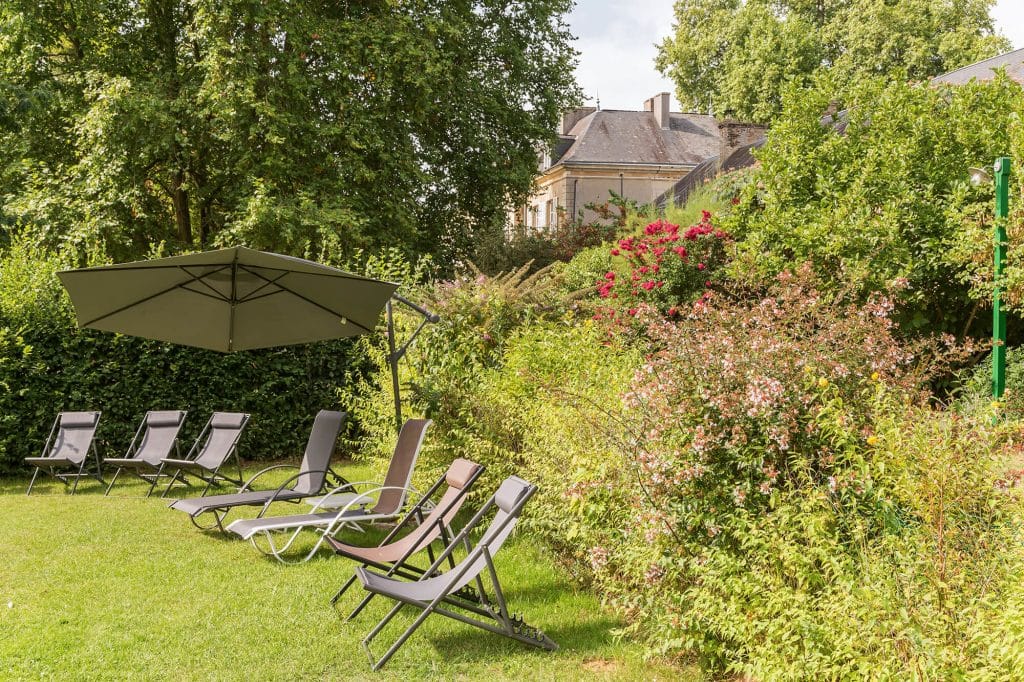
[932,47,1024,85]
[550,110,720,168]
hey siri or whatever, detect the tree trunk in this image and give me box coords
[173,169,192,245]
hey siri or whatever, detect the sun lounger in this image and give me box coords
[168,410,345,530]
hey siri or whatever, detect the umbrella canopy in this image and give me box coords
[58,246,399,352]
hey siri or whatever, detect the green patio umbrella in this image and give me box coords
[57,246,437,431]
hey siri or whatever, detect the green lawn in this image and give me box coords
[0,464,697,681]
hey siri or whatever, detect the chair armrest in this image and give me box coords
[319,485,428,538]
[254,469,343,519]
[238,464,299,493]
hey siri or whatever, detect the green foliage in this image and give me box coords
[0,242,362,474]
[0,0,580,266]
[656,0,1009,123]
[727,74,1024,336]
[342,264,573,489]
[346,262,1024,678]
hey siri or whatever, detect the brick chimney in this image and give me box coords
[644,92,671,129]
[560,107,596,135]
[716,119,768,169]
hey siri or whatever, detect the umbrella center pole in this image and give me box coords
[386,295,440,435]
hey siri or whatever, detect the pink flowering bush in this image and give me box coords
[346,257,1024,678]
[595,211,731,324]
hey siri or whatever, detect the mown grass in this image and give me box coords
[0,464,698,681]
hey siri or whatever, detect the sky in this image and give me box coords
[567,0,1024,112]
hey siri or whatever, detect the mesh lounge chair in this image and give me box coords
[352,476,557,670]
[225,418,431,562]
[102,410,187,496]
[25,411,104,495]
[168,410,346,531]
[327,458,484,613]
[157,412,249,498]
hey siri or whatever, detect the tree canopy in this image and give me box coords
[0,0,579,265]
[655,0,1009,123]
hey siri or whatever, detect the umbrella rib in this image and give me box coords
[234,269,290,302]
[237,266,376,335]
[78,266,230,328]
[180,265,233,301]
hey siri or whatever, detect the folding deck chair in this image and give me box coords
[102,410,187,496]
[25,411,104,495]
[157,412,249,498]
[225,418,431,562]
[327,458,484,611]
[168,410,346,531]
[351,476,557,670]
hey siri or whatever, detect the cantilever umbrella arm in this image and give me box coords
[386,294,440,434]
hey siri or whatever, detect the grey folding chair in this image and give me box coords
[351,476,557,670]
[169,410,347,531]
[25,411,104,495]
[157,412,249,498]
[225,418,431,562]
[102,410,187,496]
[328,458,485,611]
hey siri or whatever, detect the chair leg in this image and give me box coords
[71,461,85,495]
[104,468,122,496]
[330,575,357,606]
[147,464,165,497]
[162,469,184,498]
[26,467,40,496]
[369,604,434,671]
[345,592,375,622]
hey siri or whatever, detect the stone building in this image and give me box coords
[511,92,765,228]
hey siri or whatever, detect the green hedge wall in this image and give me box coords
[0,243,368,476]
[0,324,362,475]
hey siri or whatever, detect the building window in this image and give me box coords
[531,204,540,228]
[544,200,552,228]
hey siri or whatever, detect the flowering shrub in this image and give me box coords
[595,211,731,323]
[346,256,1024,679]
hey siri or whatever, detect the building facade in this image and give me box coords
[511,92,765,229]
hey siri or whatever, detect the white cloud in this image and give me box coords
[569,0,1024,113]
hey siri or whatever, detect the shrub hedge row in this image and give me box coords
[0,243,363,475]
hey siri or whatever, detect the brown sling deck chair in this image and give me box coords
[168,410,346,531]
[225,419,431,562]
[102,410,187,496]
[25,411,103,495]
[326,457,484,609]
[350,476,557,670]
[156,411,250,498]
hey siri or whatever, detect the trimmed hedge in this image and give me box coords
[0,244,365,475]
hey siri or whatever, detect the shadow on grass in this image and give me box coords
[418,615,622,663]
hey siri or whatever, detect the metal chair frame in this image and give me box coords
[354,481,557,670]
[26,412,105,495]
[103,411,187,496]
[155,413,249,497]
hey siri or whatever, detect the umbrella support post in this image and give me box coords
[386,295,440,435]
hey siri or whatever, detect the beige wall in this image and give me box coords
[509,164,692,230]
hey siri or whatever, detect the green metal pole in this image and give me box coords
[993,156,1011,399]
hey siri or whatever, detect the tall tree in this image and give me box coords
[0,1,579,265]
[655,0,1008,124]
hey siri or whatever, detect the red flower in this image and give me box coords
[610,248,620,256]
[697,263,706,271]
[641,280,656,291]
